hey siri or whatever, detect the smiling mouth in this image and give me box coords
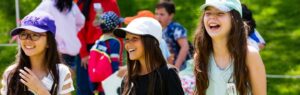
[24,45,35,49]
[128,48,136,53]
[209,23,220,30]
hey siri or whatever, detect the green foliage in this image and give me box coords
[0,0,299,94]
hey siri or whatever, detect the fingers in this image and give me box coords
[19,69,30,78]
[24,67,34,75]
[20,78,28,86]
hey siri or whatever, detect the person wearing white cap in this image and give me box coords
[194,0,266,95]
[1,11,74,95]
[114,17,184,95]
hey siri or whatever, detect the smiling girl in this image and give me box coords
[114,17,184,95]
[1,11,74,95]
[194,0,266,95]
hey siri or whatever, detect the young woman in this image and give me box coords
[1,11,74,95]
[194,0,266,95]
[114,17,184,95]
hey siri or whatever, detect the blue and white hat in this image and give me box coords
[10,11,56,36]
[100,11,121,32]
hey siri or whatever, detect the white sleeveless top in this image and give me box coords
[1,64,74,95]
[206,54,237,95]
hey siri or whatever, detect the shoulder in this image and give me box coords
[108,38,120,44]
[246,46,264,68]
[57,64,72,76]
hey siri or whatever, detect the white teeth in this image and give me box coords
[128,49,135,52]
[25,45,34,49]
[209,23,218,26]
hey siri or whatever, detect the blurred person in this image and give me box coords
[34,0,85,75]
[155,2,190,70]
[76,0,121,94]
[88,11,123,94]
[242,4,266,51]
[194,0,266,95]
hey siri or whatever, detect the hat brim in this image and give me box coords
[200,2,231,12]
[10,25,47,36]
[114,27,146,38]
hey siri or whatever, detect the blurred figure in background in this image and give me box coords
[76,0,121,94]
[155,2,190,70]
[34,0,85,73]
[242,4,266,51]
[88,11,123,94]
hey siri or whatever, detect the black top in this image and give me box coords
[121,65,184,95]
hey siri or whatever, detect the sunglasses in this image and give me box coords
[18,32,46,41]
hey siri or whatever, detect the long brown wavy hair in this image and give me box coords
[194,10,250,95]
[6,32,60,95]
[121,35,167,95]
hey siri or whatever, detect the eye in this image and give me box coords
[218,12,225,16]
[204,12,211,16]
[32,33,41,38]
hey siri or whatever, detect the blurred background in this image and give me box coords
[0,0,299,94]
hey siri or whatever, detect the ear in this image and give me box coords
[169,13,174,20]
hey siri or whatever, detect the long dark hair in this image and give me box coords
[6,32,60,95]
[55,0,73,12]
[122,35,167,95]
[194,10,250,95]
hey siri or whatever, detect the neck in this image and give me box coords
[212,37,230,57]
[29,53,46,72]
[162,20,172,29]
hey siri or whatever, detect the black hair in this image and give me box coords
[242,4,256,35]
[55,0,73,12]
[156,2,176,15]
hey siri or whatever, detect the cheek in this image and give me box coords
[36,37,48,48]
[136,41,144,52]
[222,17,232,32]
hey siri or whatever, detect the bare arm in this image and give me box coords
[246,46,266,95]
[174,38,189,69]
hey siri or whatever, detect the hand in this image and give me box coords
[174,64,181,71]
[19,67,50,95]
[81,56,89,69]
[258,43,265,50]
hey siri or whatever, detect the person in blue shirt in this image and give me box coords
[155,1,190,70]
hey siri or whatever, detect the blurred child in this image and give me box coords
[88,11,123,94]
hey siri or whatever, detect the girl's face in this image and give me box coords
[204,6,232,39]
[19,30,48,57]
[125,33,145,60]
